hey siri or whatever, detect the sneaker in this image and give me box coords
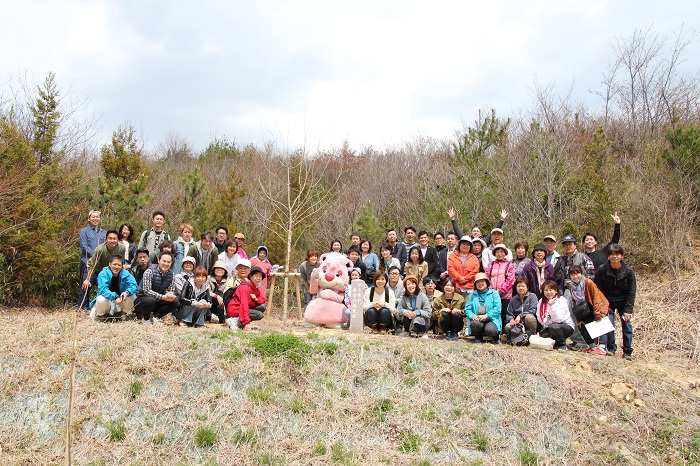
[606,350,616,357]
[142,318,152,326]
[555,345,568,351]
[152,317,163,327]
[419,333,429,340]
[590,347,607,356]
[499,334,508,343]
[210,314,219,324]
[89,308,97,320]
[473,338,483,343]
[226,317,240,331]
[580,347,593,353]
[623,353,633,361]
[398,331,410,337]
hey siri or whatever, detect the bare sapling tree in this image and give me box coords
[253,146,340,317]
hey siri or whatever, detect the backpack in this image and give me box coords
[222,284,240,309]
[369,287,389,304]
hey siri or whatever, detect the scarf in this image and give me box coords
[569,279,586,304]
[533,259,546,288]
[538,300,550,324]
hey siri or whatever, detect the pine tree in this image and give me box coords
[30,72,61,165]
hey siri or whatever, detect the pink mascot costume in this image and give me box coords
[303,252,352,326]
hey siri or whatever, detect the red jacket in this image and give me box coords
[226,280,266,325]
[447,250,479,291]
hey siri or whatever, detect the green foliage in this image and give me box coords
[251,333,311,366]
[312,442,327,456]
[316,341,338,355]
[233,427,256,445]
[367,398,393,423]
[95,125,152,227]
[106,419,126,441]
[518,443,540,465]
[452,108,510,164]
[331,443,358,465]
[219,348,243,361]
[128,380,143,400]
[399,430,421,453]
[194,426,217,447]
[152,433,166,444]
[246,384,275,404]
[352,202,385,245]
[31,72,61,165]
[472,427,489,451]
[663,120,700,202]
[287,396,306,413]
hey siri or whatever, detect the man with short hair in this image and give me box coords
[435,231,449,283]
[403,226,417,250]
[417,231,439,278]
[386,228,407,273]
[78,210,106,309]
[89,255,138,321]
[595,244,636,360]
[543,235,560,267]
[130,247,151,286]
[233,232,248,259]
[138,211,171,254]
[187,231,219,275]
[583,212,621,270]
[135,252,179,324]
[213,226,228,255]
[344,233,362,255]
[81,230,126,309]
[554,235,595,293]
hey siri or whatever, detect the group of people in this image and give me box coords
[78,211,271,331]
[297,209,636,360]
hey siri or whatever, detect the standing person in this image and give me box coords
[134,252,180,325]
[403,226,418,251]
[213,226,229,255]
[512,241,531,282]
[187,231,219,275]
[404,246,428,291]
[447,236,480,300]
[432,277,465,341]
[481,228,513,270]
[448,207,507,246]
[470,238,487,273]
[226,266,266,330]
[521,243,556,300]
[299,249,320,307]
[543,235,560,267]
[417,231,439,279]
[434,231,450,285]
[346,246,367,281]
[554,235,595,293]
[118,223,136,270]
[465,273,502,343]
[175,266,212,327]
[250,246,272,298]
[566,265,610,355]
[218,239,241,277]
[233,232,248,259]
[360,239,379,285]
[583,212,621,270]
[396,276,431,337]
[149,240,175,265]
[329,239,343,254]
[172,223,195,275]
[595,244,637,360]
[363,272,396,335]
[138,211,171,254]
[378,243,401,277]
[536,280,575,350]
[344,233,362,255]
[89,255,138,321]
[485,243,515,332]
[386,229,407,273]
[78,210,106,310]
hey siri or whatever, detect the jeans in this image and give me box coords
[601,304,633,355]
[402,316,426,334]
[366,307,393,327]
[176,304,208,326]
[77,263,96,310]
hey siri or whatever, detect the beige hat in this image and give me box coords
[212,260,227,272]
[473,272,490,287]
[543,234,557,242]
[233,232,245,240]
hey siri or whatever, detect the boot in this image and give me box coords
[379,324,387,335]
[371,324,379,334]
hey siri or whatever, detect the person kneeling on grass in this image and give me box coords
[396,275,432,338]
[226,266,267,331]
[432,277,465,341]
[363,272,396,335]
[504,277,538,342]
[566,265,609,355]
[89,255,138,321]
[537,280,575,350]
[175,266,212,328]
[465,273,501,343]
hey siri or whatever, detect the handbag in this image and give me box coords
[529,334,555,350]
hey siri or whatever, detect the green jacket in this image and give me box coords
[87,243,125,276]
[187,243,219,275]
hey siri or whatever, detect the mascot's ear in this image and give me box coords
[345,260,352,269]
[319,253,328,263]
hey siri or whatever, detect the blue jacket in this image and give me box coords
[90,267,138,307]
[465,288,502,332]
[79,225,105,266]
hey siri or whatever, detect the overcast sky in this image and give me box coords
[1,1,699,153]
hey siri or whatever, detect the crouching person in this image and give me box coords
[134,252,180,325]
[89,255,137,321]
[175,266,212,327]
[465,273,502,343]
[504,277,538,342]
[537,280,575,350]
[396,275,432,338]
[225,266,266,330]
[566,265,609,355]
[363,272,396,334]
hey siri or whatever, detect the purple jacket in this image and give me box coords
[521,260,555,300]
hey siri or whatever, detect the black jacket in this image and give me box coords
[594,260,636,315]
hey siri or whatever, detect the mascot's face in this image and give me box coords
[316,252,352,291]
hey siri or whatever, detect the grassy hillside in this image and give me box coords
[1,285,699,465]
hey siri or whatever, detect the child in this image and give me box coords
[226,266,267,330]
[208,260,229,324]
[344,268,367,326]
[176,266,212,327]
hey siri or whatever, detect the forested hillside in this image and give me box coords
[1,28,699,306]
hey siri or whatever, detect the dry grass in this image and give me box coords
[1,274,700,466]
